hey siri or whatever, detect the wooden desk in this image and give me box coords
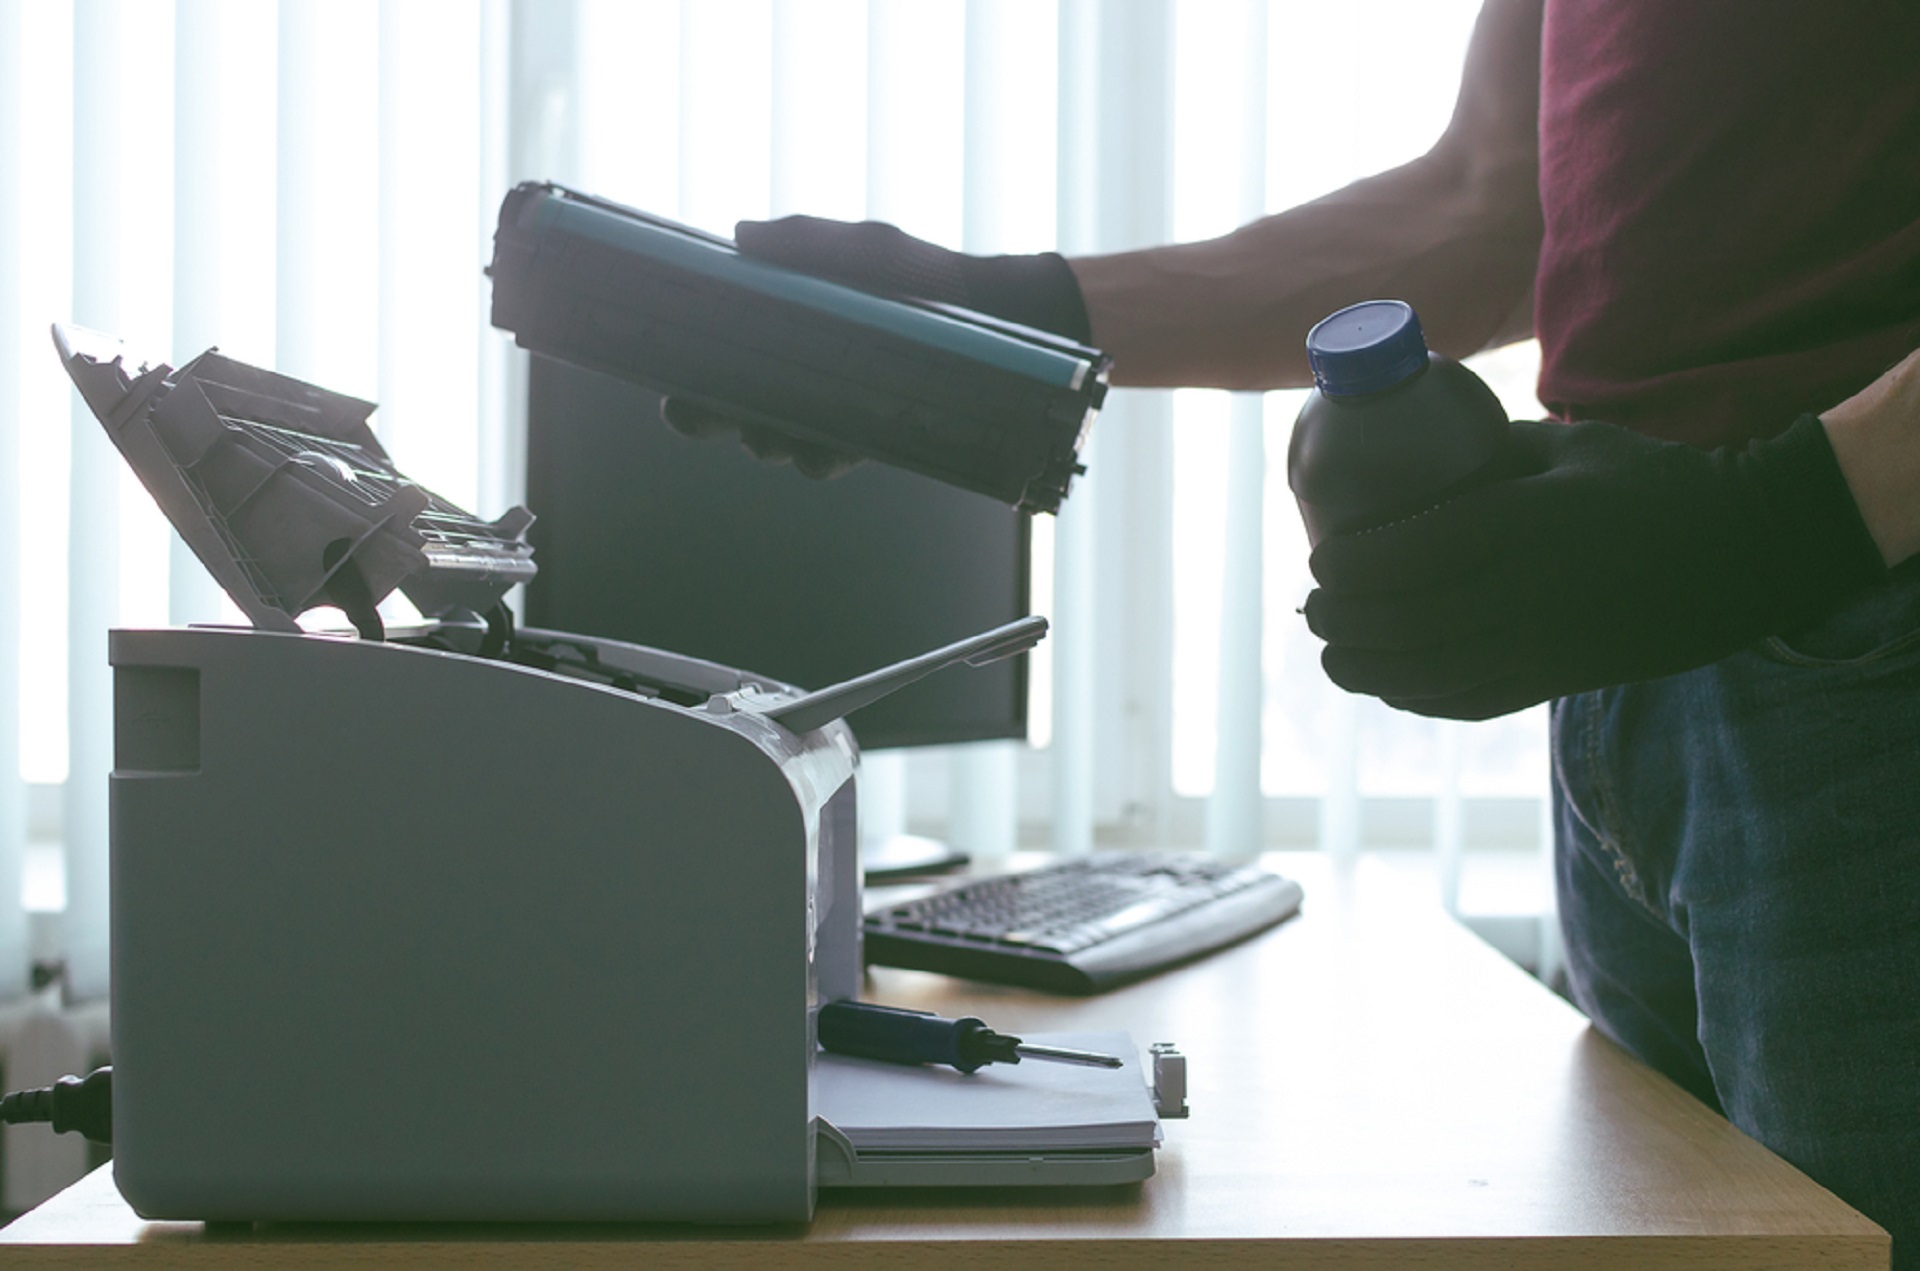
[0,853,1887,1268]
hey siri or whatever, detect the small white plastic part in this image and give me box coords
[1150,1042,1188,1119]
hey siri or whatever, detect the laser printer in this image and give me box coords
[55,325,1158,1224]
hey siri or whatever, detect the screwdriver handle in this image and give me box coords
[817,1000,1015,1073]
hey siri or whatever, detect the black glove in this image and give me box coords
[734,216,1092,342]
[1301,414,1886,720]
[661,217,1092,476]
[657,397,861,480]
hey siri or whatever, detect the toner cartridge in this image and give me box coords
[487,183,1110,514]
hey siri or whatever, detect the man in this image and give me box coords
[694,0,1920,1255]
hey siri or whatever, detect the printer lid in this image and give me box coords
[54,323,536,637]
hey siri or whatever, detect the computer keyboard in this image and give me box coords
[863,851,1304,994]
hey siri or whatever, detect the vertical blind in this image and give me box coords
[0,0,1556,1009]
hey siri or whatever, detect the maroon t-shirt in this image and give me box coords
[1534,1,1920,448]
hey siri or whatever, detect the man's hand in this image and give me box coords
[657,397,860,479]
[734,217,1091,341]
[1302,414,1886,720]
[659,217,1091,478]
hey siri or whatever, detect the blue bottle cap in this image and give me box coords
[1305,299,1430,397]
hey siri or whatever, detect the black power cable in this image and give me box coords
[0,1067,113,1144]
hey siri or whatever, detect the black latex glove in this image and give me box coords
[661,216,1092,476]
[1302,414,1886,720]
[657,397,860,479]
[733,216,1092,342]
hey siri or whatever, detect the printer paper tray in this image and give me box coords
[814,1125,1156,1189]
[812,1028,1160,1190]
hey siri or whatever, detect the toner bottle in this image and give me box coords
[1287,299,1509,546]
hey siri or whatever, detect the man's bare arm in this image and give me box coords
[1823,346,1920,568]
[1070,0,1544,390]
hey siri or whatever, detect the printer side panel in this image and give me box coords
[109,627,820,1222]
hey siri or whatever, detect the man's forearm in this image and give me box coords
[1070,156,1542,389]
[1822,345,1920,568]
[1069,0,1545,391]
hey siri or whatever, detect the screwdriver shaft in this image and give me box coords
[1014,1042,1124,1068]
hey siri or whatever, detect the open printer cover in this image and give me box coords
[55,326,1146,1224]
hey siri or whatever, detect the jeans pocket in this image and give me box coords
[1761,558,1920,668]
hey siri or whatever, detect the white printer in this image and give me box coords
[55,326,1146,1225]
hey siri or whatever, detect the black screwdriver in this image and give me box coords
[817,1000,1124,1074]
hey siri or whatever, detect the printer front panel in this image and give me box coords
[812,774,861,1005]
[109,626,826,1222]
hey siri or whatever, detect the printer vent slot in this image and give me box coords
[114,667,201,774]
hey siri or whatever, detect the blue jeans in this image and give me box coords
[1554,556,1920,1265]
